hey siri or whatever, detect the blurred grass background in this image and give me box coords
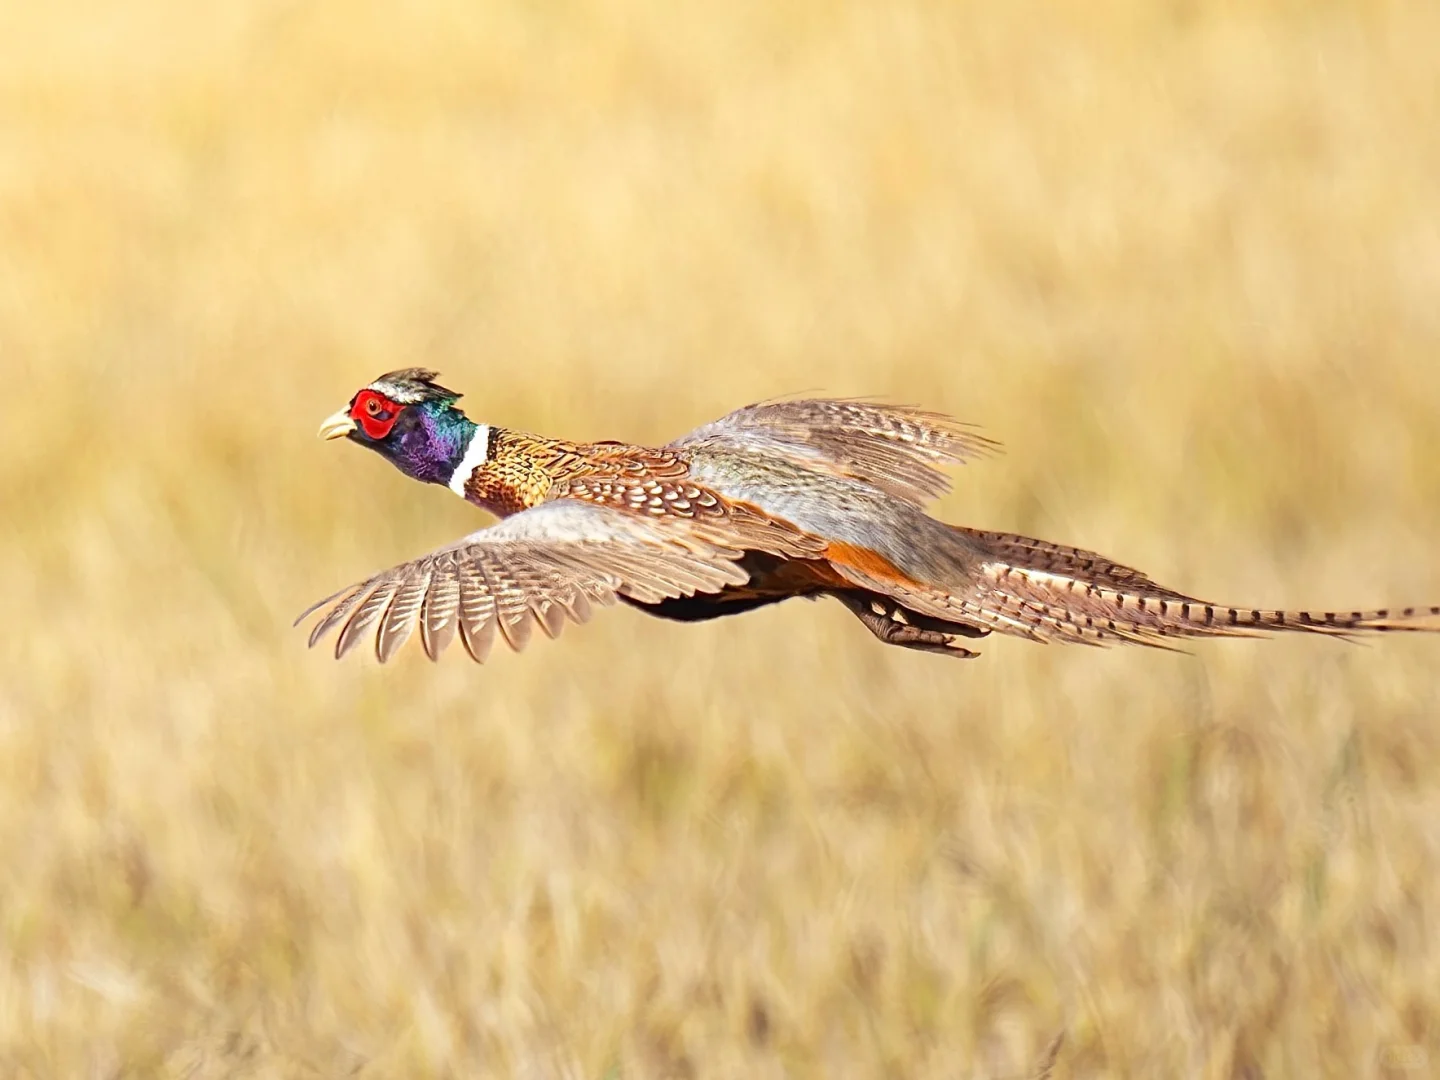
[3,1,1440,1076]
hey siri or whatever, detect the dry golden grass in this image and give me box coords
[3,1,1440,1076]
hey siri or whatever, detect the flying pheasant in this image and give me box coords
[299,369,1440,663]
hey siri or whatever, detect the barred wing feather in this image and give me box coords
[671,397,999,506]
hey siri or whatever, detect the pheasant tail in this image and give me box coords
[948,528,1440,648]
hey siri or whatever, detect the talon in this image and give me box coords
[944,637,980,658]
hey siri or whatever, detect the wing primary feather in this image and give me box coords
[377,568,431,663]
[335,579,402,659]
[563,587,595,624]
[534,595,569,639]
[305,584,369,648]
[419,557,461,661]
[488,559,534,653]
[457,560,498,664]
[295,583,362,628]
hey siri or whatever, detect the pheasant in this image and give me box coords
[299,368,1440,663]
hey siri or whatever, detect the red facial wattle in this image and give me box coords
[350,390,404,439]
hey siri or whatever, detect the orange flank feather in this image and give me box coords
[822,540,924,589]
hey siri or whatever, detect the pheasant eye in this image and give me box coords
[365,397,383,417]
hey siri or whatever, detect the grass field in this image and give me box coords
[4,1,1440,1076]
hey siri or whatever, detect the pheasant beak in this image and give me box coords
[318,409,357,441]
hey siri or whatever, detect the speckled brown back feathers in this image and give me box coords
[458,429,595,516]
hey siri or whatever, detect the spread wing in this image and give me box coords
[670,397,999,506]
[296,501,764,663]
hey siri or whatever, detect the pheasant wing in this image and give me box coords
[670,397,999,506]
[296,501,755,663]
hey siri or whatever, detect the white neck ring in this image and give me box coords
[448,424,490,498]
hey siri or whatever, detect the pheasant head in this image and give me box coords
[318,368,482,488]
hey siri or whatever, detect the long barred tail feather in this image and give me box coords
[959,530,1440,648]
[972,569,1440,648]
